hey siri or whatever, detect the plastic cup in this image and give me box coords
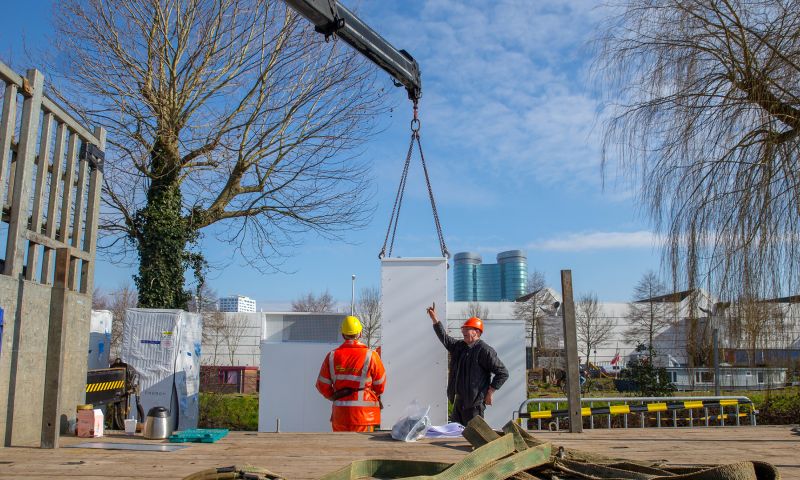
[124,419,137,435]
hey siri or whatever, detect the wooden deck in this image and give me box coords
[0,425,797,479]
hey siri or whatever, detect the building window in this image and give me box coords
[668,371,677,383]
[757,372,765,384]
[695,371,713,383]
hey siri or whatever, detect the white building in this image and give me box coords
[218,295,257,313]
[203,293,800,374]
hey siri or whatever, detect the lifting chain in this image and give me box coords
[379,101,449,260]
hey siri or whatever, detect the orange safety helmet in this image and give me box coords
[462,317,484,333]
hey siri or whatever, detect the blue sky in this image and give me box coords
[0,0,664,308]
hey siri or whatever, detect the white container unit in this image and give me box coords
[258,313,342,432]
[121,309,202,431]
[380,258,448,430]
[88,310,113,370]
[259,341,338,432]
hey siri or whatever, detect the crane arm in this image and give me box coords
[284,0,422,100]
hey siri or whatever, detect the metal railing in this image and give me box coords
[516,396,756,430]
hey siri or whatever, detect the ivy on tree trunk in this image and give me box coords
[134,136,192,309]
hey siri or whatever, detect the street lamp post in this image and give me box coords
[351,274,356,316]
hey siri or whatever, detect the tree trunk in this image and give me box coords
[134,135,191,309]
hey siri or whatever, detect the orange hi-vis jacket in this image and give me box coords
[316,339,386,429]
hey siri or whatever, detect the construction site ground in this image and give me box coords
[0,425,797,479]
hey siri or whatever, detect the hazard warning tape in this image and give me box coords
[519,398,749,420]
[85,380,125,393]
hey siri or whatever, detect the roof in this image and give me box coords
[634,289,696,304]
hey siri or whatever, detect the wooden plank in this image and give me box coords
[560,269,582,433]
[69,141,90,290]
[0,428,795,479]
[57,132,78,249]
[41,97,100,146]
[0,82,18,215]
[41,122,67,284]
[25,113,54,281]
[4,69,44,277]
[0,59,100,146]
[25,231,90,261]
[80,126,105,294]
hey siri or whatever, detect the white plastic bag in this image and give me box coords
[390,402,431,442]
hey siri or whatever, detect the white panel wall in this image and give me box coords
[258,341,339,432]
[380,258,448,429]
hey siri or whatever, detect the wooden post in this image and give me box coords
[25,113,55,281]
[40,248,71,448]
[4,69,44,277]
[80,126,105,294]
[560,270,582,433]
[41,123,67,284]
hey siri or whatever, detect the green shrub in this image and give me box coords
[199,393,259,430]
[748,389,800,425]
[618,346,675,397]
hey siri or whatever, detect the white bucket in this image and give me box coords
[124,419,137,435]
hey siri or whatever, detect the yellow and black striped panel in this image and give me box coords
[520,398,750,420]
[85,380,125,393]
[85,368,126,406]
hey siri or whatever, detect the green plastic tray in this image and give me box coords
[168,428,229,443]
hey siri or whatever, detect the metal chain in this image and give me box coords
[378,134,414,259]
[379,102,449,259]
[415,130,449,259]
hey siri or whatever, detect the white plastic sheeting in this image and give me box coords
[88,310,112,370]
[447,319,526,429]
[258,341,339,432]
[380,258,448,429]
[121,309,202,430]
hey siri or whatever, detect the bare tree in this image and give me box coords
[105,284,139,359]
[724,268,786,367]
[188,284,219,314]
[513,271,548,367]
[92,288,110,310]
[51,0,388,308]
[356,287,381,349]
[202,310,227,366]
[598,0,800,301]
[223,314,250,366]
[463,301,489,321]
[625,272,673,358]
[576,292,614,368]
[292,290,335,312]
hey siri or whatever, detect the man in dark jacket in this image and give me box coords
[426,303,509,425]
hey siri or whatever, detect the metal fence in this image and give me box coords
[516,395,756,431]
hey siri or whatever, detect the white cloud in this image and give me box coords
[530,230,661,252]
[363,1,614,190]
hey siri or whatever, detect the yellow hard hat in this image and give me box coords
[341,316,363,336]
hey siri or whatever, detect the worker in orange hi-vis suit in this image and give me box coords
[316,316,386,432]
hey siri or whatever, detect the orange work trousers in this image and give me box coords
[332,423,375,432]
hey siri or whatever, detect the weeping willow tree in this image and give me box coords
[598,0,800,301]
[51,0,388,308]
